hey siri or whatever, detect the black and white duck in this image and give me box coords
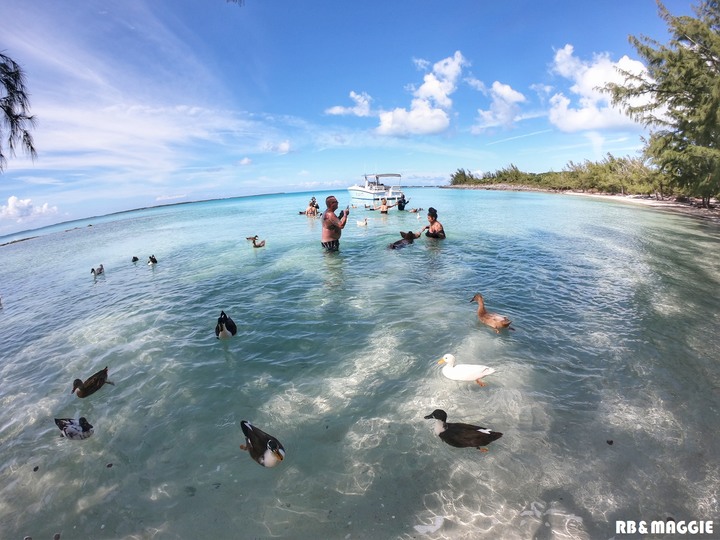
[54,417,94,440]
[240,420,285,467]
[90,264,104,276]
[215,310,237,339]
[148,255,158,265]
[424,409,502,451]
[72,366,115,398]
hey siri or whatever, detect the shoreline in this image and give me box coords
[3,185,718,247]
[443,184,720,225]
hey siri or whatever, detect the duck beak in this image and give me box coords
[437,358,446,365]
[423,414,434,419]
[273,449,284,461]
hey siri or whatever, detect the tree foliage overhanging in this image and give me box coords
[0,52,37,173]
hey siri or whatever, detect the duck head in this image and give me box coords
[268,440,285,462]
[437,354,456,367]
[71,379,83,394]
[424,409,448,422]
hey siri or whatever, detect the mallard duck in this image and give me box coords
[437,354,496,386]
[90,264,104,276]
[148,255,158,265]
[54,417,94,440]
[240,420,285,467]
[72,366,115,398]
[424,409,502,451]
[471,293,513,333]
[215,310,237,339]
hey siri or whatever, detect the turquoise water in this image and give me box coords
[1,188,718,539]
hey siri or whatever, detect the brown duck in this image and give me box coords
[471,293,514,333]
[72,366,115,398]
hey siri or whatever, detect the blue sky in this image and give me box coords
[0,0,695,236]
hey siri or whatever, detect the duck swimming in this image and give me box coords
[424,409,502,451]
[90,264,104,276]
[148,255,158,265]
[437,353,496,386]
[215,310,237,339]
[471,293,513,333]
[72,366,115,398]
[357,218,368,227]
[54,417,94,440]
[252,237,266,248]
[131,256,139,263]
[240,420,285,467]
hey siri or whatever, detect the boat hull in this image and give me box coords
[347,187,404,202]
[347,173,405,202]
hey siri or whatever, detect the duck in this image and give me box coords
[90,264,104,276]
[471,293,513,333]
[131,256,139,263]
[424,409,502,451]
[148,255,158,265]
[357,218,368,227]
[246,235,259,241]
[72,366,115,398]
[215,310,237,339]
[437,353,496,386]
[252,237,266,248]
[240,420,285,467]
[54,417,94,440]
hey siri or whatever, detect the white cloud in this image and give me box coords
[376,51,467,136]
[325,91,372,117]
[263,140,291,154]
[238,157,252,166]
[473,81,526,132]
[0,196,58,222]
[548,44,647,132]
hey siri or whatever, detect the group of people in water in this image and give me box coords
[319,194,445,252]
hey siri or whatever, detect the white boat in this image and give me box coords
[347,173,405,202]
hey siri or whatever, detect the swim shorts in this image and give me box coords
[321,240,340,252]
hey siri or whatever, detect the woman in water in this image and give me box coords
[415,207,445,239]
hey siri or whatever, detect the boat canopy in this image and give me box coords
[364,173,401,180]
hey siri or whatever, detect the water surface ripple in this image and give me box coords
[0,188,718,539]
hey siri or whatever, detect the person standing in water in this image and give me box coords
[415,207,445,239]
[321,195,349,251]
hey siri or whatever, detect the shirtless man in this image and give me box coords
[321,195,349,251]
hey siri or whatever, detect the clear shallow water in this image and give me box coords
[0,188,718,539]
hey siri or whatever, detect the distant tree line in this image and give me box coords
[453,0,720,207]
[449,155,672,199]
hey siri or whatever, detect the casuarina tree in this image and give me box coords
[0,52,37,173]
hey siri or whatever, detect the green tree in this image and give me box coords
[0,52,37,173]
[604,0,720,207]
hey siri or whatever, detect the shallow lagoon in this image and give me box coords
[0,188,718,539]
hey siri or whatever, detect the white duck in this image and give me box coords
[437,353,495,386]
[357,218,368,227]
